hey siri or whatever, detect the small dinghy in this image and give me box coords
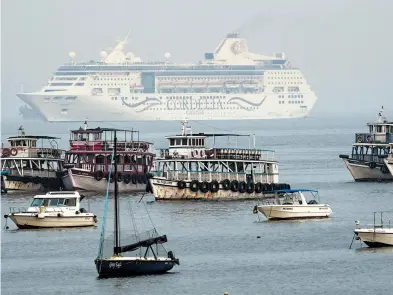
[4,191,98,229]
[352,211,393,248]
[94,130,179,278]
[253,189,332,220]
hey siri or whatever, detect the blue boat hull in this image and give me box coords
[94,258,177,277]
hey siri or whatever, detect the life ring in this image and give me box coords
[210,180,219,193]
[356,136,363,143]
[221,179,230,190]
[255,182,263,193]
[190,180,199,192]
[369,162,377,169]
[123,174,131,184]
[1,148,11,157]
[95,170,104,181]
[239,181,247,193]
[10,148,18,156]
[230,180,239,192]
[199,181,210,193]
[131,174,137,184]
[366,135,372,143]
[177,181,186,189]
[246,182,255,194]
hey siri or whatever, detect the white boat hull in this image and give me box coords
[62,169,146,193]
[384,158,393,177]
[17,91,316,122]
[150,178,275,200]
[342,159,393,182]
[8,214,97,229]
[355,228,393,247]
[257,205,332,220]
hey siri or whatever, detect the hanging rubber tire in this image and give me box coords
[142,174,148,184]
[22,177,29,184]
[246,181,255,194]
[210,180,219,193]
[266,183,273,191]
[42,178,49,188]
[33,177,40,184]
[230,180,239,192]
[381,165,389,174]
[255,182,263,193]
[221,179,230,190]
[190,180,199,192]
[239,181,247,193]
[369,162,377,169]
[131,174,137,184]
[95,170,104,181]
[123,174,131,184]
[199,181,210,193]
[116,172,123,182]
[177,181,186,189]
[137,174,144,184]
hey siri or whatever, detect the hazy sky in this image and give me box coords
[1,0,392,121]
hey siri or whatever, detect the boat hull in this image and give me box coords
[95,258,177,277]
[3,176,63,192]
[384,158,393,177]
[17,91,317,122]
[257,205,332,220]
[150,179,277,200]
[342,159,393,182]
[62,169,146,193]
[355,229,393,247]
[8,214,97,229]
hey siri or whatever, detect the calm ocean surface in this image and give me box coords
[1,116,393,295]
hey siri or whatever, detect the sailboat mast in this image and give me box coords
[114,130,120,255]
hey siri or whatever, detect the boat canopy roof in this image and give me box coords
[71,127,139,134]
[33,191,83,199]
[8,135,60,140]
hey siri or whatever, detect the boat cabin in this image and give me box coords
[267,189,319,205]
[26,191,85,213]
[156,120,279,184]
[356,107,393,145]
[65,122,154,174]
[0,126,64,178]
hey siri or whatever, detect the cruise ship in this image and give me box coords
[17,33,317,122]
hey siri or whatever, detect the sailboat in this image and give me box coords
[94,130,179,277]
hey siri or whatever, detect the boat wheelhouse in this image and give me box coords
[149,121,290,200]
[61,122,154,192]
[0,126,64,191]
[339,107,393,182]
[4,191,97,229]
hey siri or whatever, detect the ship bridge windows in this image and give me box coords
[50,83,73,86]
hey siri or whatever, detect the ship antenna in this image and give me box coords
[84,119,88,131]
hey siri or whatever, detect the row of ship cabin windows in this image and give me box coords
[31,198,77,207]
[169,138,205,146]
[269,71,298,75]
[278,95,304,98]
[267,76,302,80]
[278,101,304,104]
[117,95,227,100]
[9,140,37,147]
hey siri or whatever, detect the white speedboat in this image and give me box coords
[4,191,98,229]
[253,189,332,220]
[354,212,393,247]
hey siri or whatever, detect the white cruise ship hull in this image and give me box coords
[17,92,316,122]
[342,159,393,182]
[258,205,332,220]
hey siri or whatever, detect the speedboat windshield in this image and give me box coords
[31,198,44,207]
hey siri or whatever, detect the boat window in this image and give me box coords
[64,198,77,206]
[48,199,60,206]
[57,198,65,206]
[170,139,175,146]
[201,139,205,146]
[175,139,181,145]
[182,138,187,145]
[31,198,44,207]
[192,139,196,145]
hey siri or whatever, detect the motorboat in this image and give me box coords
[4,191,98,229]
[253,189,333,220]
[353,211,393,247]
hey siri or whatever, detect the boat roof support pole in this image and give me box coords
[113,131,120,255]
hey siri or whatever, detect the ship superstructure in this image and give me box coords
[17,33,317,122]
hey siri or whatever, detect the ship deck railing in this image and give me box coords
[349,154,387,164]
[159,170,278,183]
[7,169,59,178]
[69,140,152,153]
[354,133,392,145]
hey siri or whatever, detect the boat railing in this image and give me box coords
[166,170,277,183]
[9,207,28,214]
[8,169,58,178]
[350,154,386,164]
[69,140,151,153]
[355,133,392,144]
[360,212,392,229]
